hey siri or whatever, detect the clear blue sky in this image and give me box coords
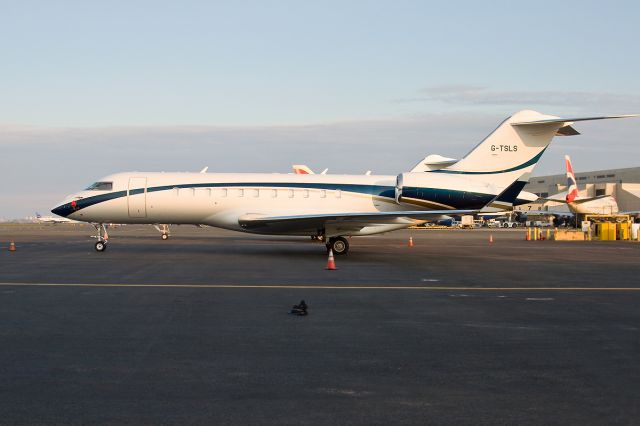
[1,1,640,218]
[3,0,639,125]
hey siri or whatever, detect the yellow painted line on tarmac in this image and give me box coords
[0,282,639,291]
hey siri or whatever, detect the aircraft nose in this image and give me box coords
[51,202,71,217]
[51,195,80,217]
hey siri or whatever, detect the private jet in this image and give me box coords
[51,110,638,253]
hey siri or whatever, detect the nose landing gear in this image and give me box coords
[91,223,109,252]
[154,224,171,240]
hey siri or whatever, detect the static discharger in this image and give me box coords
[8,241,16,252]
[326,249,336,270]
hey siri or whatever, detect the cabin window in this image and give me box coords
[577,177,587,181]
[596,175,605,179]
[595,189,606,196]
[86,181,113,191]
[606,174,615,178]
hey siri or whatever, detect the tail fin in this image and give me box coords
[292,165,314,174]
[436,110,638,187]
[565,155,579,203]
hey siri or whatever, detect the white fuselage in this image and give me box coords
[56,172,401,235]
[52,171,499,236]
[568,196,619,215]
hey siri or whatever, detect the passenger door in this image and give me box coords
[128,177,147,218]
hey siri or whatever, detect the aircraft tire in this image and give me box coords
[161,233,169,240]
[95,241,107,252]
[328,236,349,255]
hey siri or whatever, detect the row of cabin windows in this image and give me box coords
[173,187,342,199]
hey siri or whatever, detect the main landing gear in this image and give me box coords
[154,224,171,240]
[91,223,109,252]
[326,236,349,255]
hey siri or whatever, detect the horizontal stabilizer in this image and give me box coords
[540,193,612,204]
[512,114,639,126]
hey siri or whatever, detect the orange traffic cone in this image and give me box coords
[8,241,16,252]
[408,236,414,247]
[326,249,336,270]
[489,234,493,243]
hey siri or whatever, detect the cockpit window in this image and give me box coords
[85,181,113,191]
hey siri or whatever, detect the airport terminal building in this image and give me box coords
[522,166,640,212]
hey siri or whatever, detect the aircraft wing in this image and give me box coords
[539,193,613,204]
[238,209,475,234]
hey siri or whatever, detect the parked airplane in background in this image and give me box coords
[35,212,79,224]
[543,155,619,215]
[293,165,371,176]
[292,165,329,175]
[52,110,638,254]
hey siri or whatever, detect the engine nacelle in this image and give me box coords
[395,171,496,207]
[396,173,429,204]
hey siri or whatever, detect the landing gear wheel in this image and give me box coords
[327,236,349,255]
[161,233,169,240]
[95,241,107,252]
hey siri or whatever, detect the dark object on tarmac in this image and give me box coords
[290,300,308,316]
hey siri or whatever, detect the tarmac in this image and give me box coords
[0,224,639,424]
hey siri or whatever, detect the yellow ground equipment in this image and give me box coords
[585,215,631,241]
